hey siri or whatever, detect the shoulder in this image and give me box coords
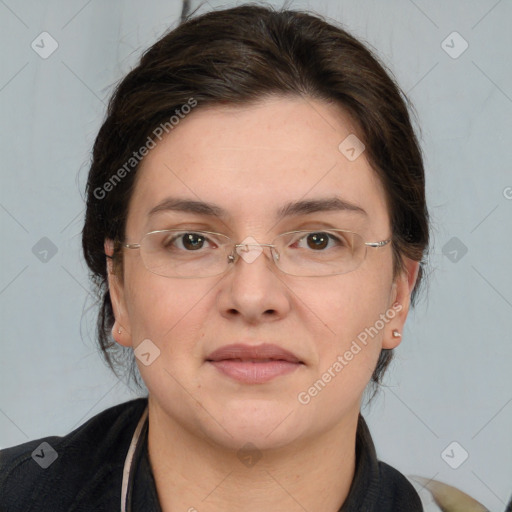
[0,396,148,512]
[377,461,424,511]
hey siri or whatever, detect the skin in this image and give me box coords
[105,95,419,512]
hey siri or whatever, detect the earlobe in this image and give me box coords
[104,239,132,347]
[383,258,420,349]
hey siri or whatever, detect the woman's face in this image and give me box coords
[107,96,417,450]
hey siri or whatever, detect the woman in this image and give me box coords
[1,4,431,511]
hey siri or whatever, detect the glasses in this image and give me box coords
[122,229,391,278]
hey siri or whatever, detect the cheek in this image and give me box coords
[123,274,217,401]
[289,275,393,435]
[311,263,392,334]
[124,267,219,353]
[308,264,394,373]
[294,274,392,420]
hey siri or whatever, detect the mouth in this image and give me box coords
[206,343,304,384]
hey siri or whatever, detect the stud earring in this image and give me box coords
[118,327,122,334]
[392,329,401,338]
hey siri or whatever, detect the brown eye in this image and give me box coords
[181,233,206,250]
[306,232,329,250]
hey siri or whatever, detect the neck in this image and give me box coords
[146,400,358,512]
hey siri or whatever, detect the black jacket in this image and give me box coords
[0,397,423,511]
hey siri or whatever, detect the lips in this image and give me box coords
[206,343,302,364]
[206,343,304,384]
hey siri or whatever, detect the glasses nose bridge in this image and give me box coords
[228,240,279,266]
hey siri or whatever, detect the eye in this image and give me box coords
[164,232,214,251]
[294,231,347,251]
[305,232,329,250]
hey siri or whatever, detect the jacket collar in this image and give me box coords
[131,410,418,512]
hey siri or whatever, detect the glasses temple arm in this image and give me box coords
[365,239,391,248]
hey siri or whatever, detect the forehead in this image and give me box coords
[127,96,389,234]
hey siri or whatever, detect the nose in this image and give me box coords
[216,241,291,324]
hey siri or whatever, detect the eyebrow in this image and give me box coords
[148,196,367,219]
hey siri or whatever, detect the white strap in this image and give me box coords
[121,404,149,512]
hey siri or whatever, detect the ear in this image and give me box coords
[382,257,420,349]
[104,239,132,347]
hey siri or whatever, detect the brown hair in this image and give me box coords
[82,3,429,391]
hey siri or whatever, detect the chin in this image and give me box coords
[202,400,305,451]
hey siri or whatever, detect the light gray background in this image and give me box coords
[1,0,511,509]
